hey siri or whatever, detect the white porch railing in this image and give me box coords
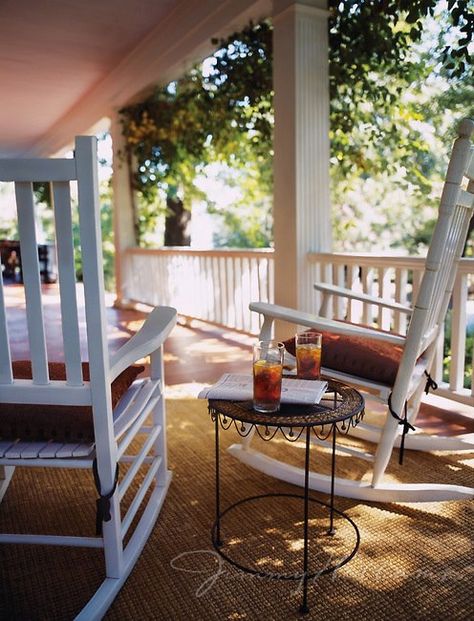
[123,247,274,335]
[123,247,474,405]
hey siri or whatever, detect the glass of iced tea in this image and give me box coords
[253,340,284,413]
[295,331,322,380]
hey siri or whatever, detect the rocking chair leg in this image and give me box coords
[241,426,256,450]
[372,414,400,487]
[102,494,124,579]
[406,380,428,428]
[0,465,15,503]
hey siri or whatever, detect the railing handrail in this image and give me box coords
[309,251,474,273]
[127,246,274,258]
[128,246,474,269]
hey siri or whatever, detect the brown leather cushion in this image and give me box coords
[283,329,403,387]
[0,361,144,442]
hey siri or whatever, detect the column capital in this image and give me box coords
[273,0,329,21]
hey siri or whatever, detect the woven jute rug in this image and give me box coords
[0,398,473,621]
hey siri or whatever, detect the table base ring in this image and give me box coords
[211,492,360,581]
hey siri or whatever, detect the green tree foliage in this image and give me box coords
[328,1,472,164]
[120,22,273,245]
[121,2,472,249]
[120,22,273,246]
[328,1,473,251]
[208,162,273,248]
[329,0,472,141]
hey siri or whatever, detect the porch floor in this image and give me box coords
[1,283,473,620]
[3,282,474,435]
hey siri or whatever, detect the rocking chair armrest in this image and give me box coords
[314,282,413,314]
[249,301,406,346]
[109,306,177,381]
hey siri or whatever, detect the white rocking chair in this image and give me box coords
[0,137,177,618]
[231,118,474,503]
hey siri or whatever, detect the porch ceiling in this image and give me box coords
[0,0,270,158]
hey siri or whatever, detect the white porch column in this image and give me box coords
[272,0,331,329]
[110,110,137,307]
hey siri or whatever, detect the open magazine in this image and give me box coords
[198,373,328,405]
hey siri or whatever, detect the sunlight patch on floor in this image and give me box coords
[288,539,304,552]
[182,338,251,363]
[166,382,209,398]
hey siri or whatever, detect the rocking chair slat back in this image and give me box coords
[404,121,474,367]
[74,137,114,438]
[15,181,49,384]
[0,143,93,403]
[51,180,83,385]
[0,276,12,383]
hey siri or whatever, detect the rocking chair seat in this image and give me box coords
[283,328,404,387]
[0,361,144,442]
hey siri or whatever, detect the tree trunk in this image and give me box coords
[164,195,191,246]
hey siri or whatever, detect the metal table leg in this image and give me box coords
[214,414,222,547]
[299,426,311,614]
[328,423,336,536]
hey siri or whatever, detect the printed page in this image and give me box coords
[198,373,328,405]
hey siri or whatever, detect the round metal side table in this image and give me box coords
[208,378,365,614]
